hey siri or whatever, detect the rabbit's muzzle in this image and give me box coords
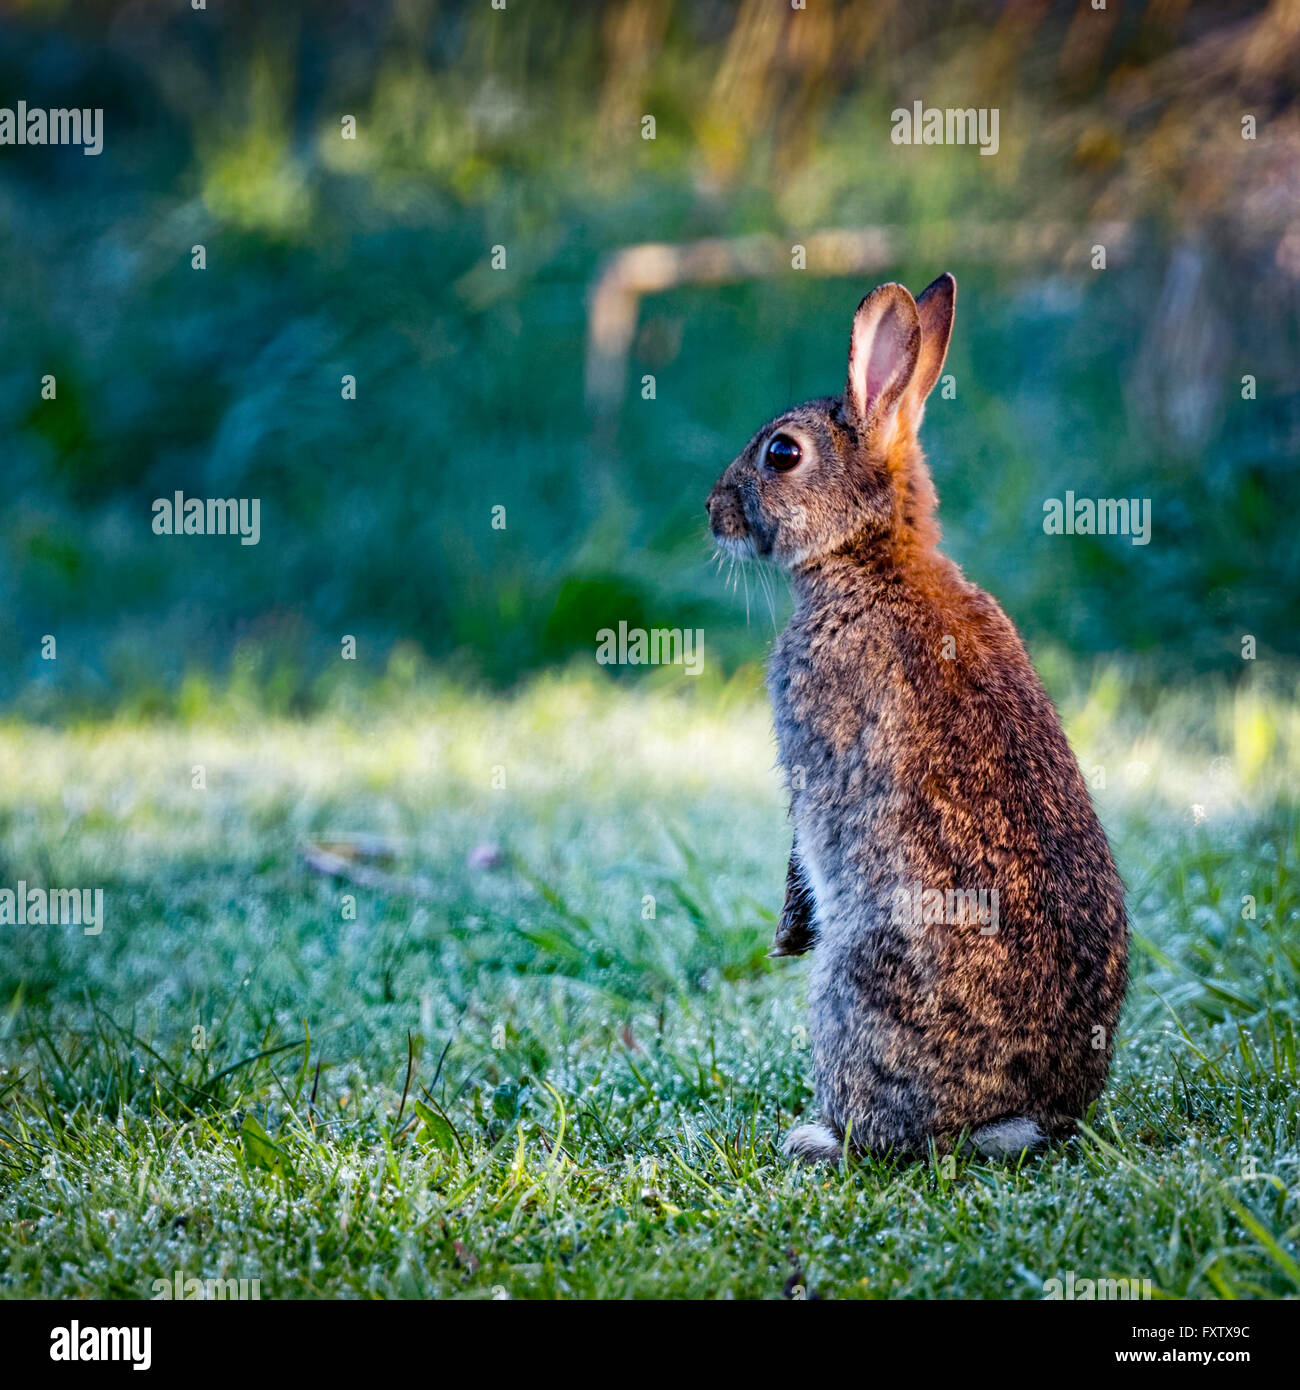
[706,481,754,556]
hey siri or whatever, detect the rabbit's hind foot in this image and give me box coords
[783,1123,843,1163]
[970,1117,1046,1159]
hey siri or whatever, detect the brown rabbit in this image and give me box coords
[705,275,1128,1160]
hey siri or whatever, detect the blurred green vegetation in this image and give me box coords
[1,0,1297,714]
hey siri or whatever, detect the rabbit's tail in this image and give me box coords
[970,1117,1046,1158]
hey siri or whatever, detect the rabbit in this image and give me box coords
[705,274,1128,1161]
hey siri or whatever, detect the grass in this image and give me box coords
[0,665,1298,1299]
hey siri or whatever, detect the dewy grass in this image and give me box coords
[0,668,1297,1299]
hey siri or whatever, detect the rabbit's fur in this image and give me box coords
[706,275,1128,1161]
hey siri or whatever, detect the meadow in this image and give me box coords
[1,664,1297,1298]
[2,0,1298,1302]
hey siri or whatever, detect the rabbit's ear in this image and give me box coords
[901,272,956,423]
[846,283,921,432]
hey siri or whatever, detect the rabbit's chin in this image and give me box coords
[715,528,838,571]
[718,532,823,571]
[713,532,760,560]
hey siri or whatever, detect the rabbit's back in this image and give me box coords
[771,551,1128,1150]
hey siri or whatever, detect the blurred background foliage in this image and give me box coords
[0,0,1297,714]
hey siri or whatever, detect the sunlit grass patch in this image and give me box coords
[0,668,1297,1298]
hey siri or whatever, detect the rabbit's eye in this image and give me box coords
[765,434,802,471]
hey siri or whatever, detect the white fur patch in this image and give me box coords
[783,1123,843,1163]
[971,1117,1045,1158]
[796,843,830,926]
[716,534,757,559]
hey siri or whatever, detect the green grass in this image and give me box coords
[1,667,1298,1299]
